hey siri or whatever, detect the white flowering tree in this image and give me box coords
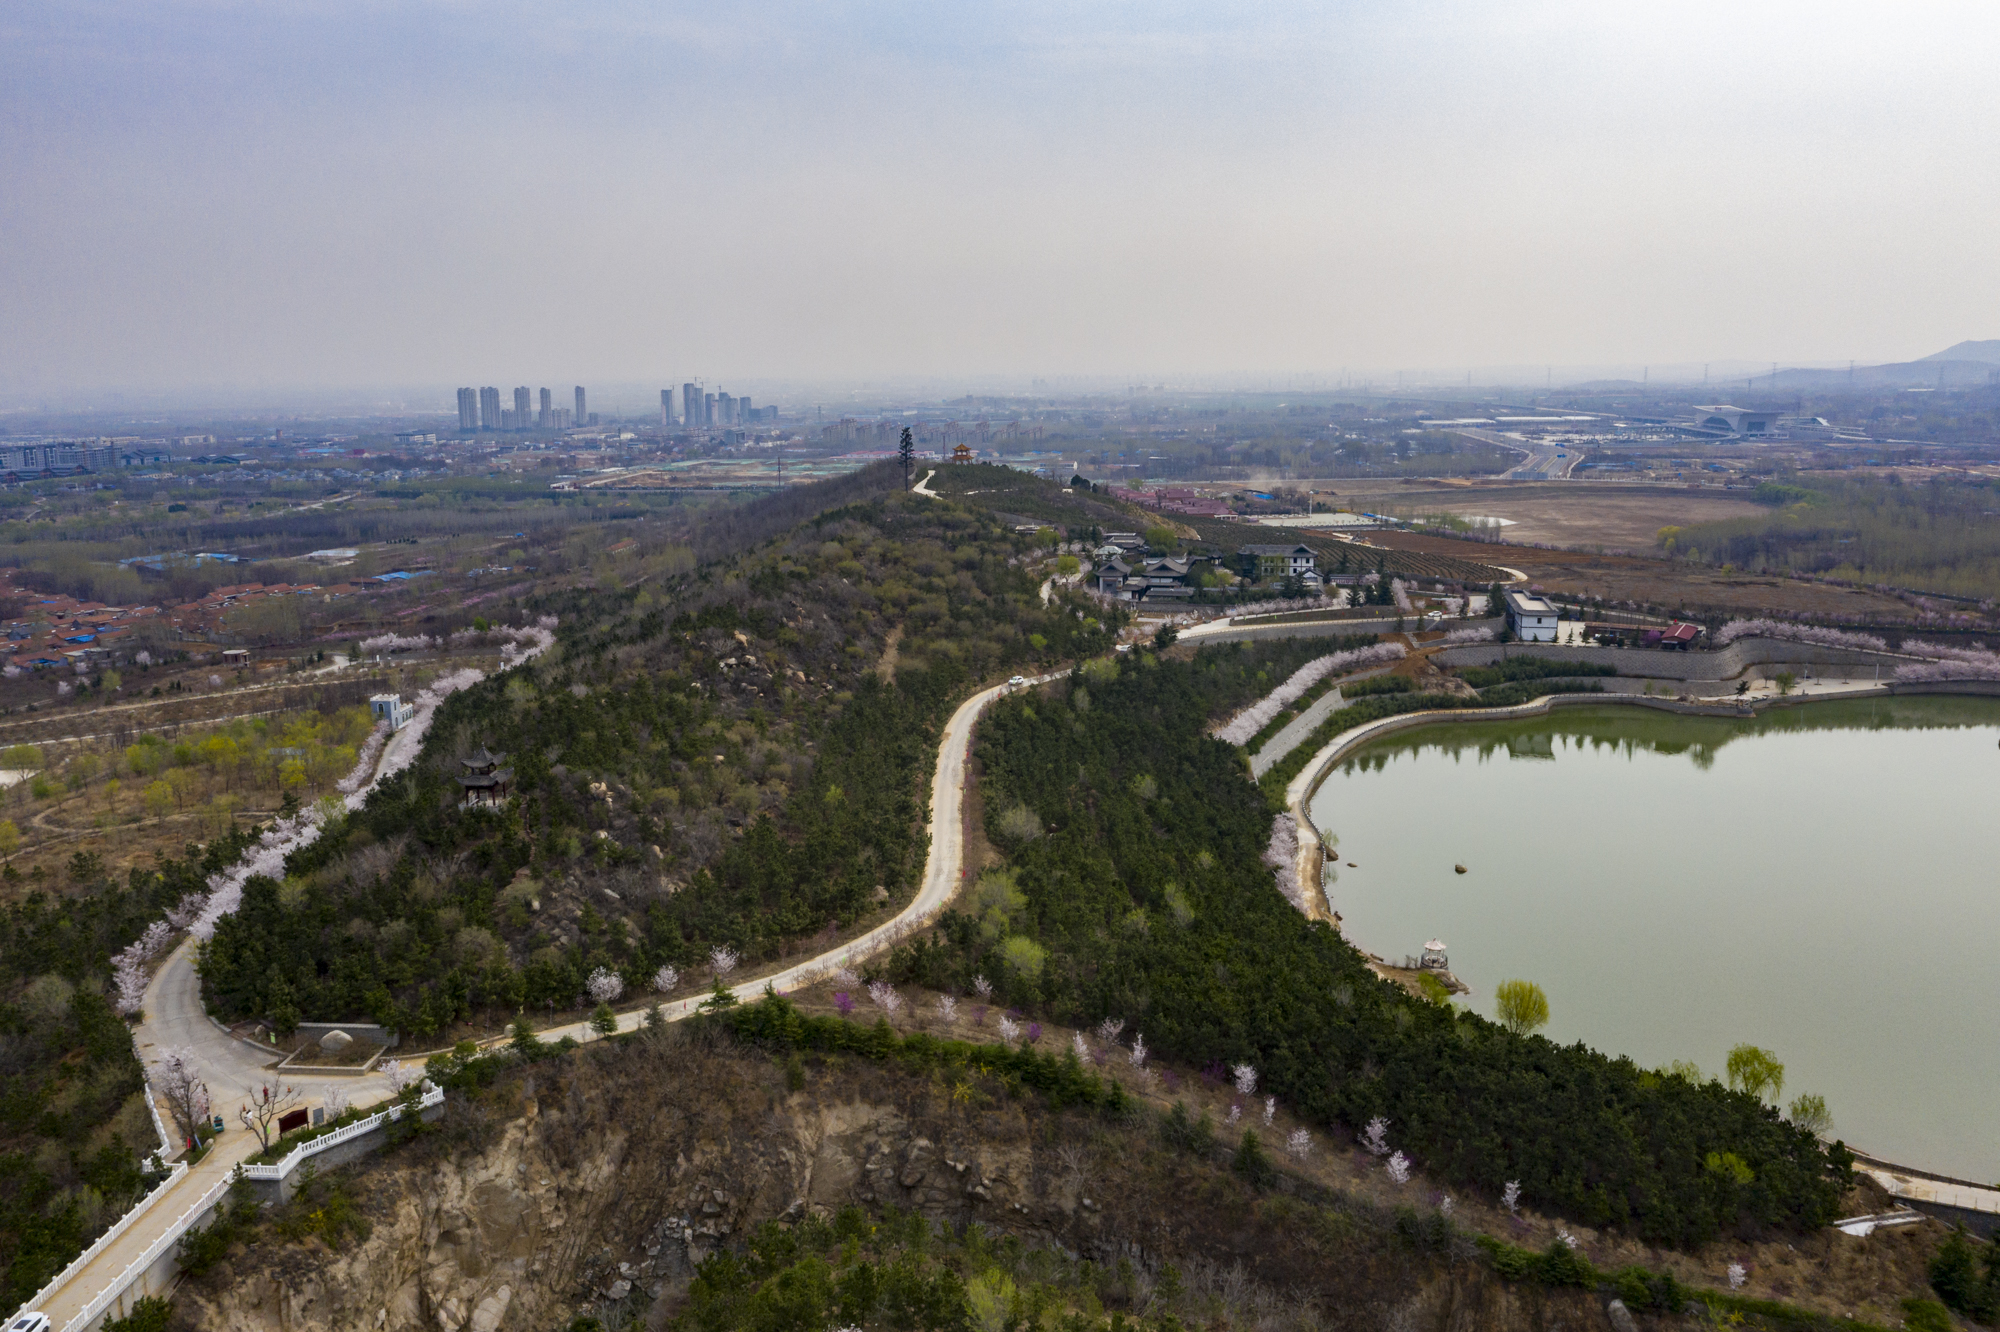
[1232,1063,1257,1096]
[1128,1034,1148,1067]
[652,963,680,994]
[1501,1180,1521,1215]
[710,945,740,982]
[1385,1150,1411,1184]
[1361,1116,1391,1156]
[867,981,902,1017]
[382,1059,425,1094]
[1286,1128,1312,1159]
[587,966,625,1006]
[936,995,957,1023]
[998,1014,1021,1044]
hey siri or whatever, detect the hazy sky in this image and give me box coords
[4,1,1998,395]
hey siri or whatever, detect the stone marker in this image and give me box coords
[319,1029,354,1053]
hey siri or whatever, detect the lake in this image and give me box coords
[1307,695,2000,1182]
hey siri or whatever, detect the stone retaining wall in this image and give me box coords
[1435,638,1908,682]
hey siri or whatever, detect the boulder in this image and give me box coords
[1454,864,1468,875]
[319,1029,354,1053]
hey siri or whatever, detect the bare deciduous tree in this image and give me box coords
[240,1080,304,1151]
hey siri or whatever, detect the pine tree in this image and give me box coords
[899,427,915,489]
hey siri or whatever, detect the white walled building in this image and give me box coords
[1503,589,1560,642]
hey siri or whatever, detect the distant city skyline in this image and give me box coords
[4,1,1996,394]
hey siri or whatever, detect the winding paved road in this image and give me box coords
[23,668,1048,1329]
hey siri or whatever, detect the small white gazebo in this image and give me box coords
[1419,940,1449,971]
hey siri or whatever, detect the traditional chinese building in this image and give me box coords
[457,748,512,807]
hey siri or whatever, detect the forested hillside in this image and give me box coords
[0,834,256,1310]
[889,644,1847,1247]
[201,478,1121,1038]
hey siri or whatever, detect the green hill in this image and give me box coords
[201,469,1121,1039]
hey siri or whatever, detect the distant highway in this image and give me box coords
[1447,428,1583,480]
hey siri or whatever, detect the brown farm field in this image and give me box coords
[1363,526,1919,618]
[1295,479,1770,551]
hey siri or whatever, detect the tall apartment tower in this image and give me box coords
[739,395,753,421]
[682,383,700,428]
[479,386,501,431]
[574,386,586,426]
[703,393,716,427]
[539,387,552,428]
[660,389,672,426]
[456,388,477,432]
[513,387,531,429]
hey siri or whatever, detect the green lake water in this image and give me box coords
[1307,696,2000,1182]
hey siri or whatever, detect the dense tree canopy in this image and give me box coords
[890,645,1847,1247]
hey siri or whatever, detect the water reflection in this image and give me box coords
[1311,695,2000,1180]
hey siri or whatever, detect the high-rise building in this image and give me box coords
[682,383,700,428]
[661,389,673,426]
[574,386,586,425]
[457,388,477,432]
[539,387,552,429]
[704,393,716,427]
[739,395,753,422]
[513,387,531,429]
[479,386,501,431]
[716,391,735,426]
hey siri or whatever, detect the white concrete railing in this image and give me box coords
[142,1079,173,1165]
[59,1169,232,1332]
[239,1085,444,1181]
[12,1162,189,1329]
[9,1078,183,1328]
[13,1087,445,1331]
